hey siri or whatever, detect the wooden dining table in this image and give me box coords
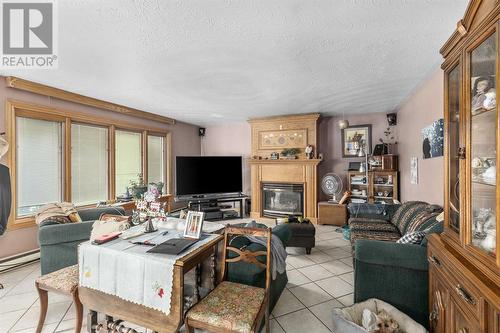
[78,233,223,333]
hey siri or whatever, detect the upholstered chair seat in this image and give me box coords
[187,281,265,333]
[36,264,79,293]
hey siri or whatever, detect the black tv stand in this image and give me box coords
[195,200,220,212]
[186,195,249,221]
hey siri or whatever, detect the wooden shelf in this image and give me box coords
[472,179,496,187]
[348,169,398,204]
[471,107,496,117]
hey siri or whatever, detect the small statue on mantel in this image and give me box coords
[305,145,314,159]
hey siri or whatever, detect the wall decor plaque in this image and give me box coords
[258,129,308,149]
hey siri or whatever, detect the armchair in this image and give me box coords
[354,239,429,328]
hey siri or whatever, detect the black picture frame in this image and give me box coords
[341,124,372,158]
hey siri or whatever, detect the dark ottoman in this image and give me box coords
[286,222,316,254]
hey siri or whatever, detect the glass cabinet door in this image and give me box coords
[469,33,497,258]
[447,64,461,233]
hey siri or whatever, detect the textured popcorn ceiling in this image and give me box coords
[1,0,468,125]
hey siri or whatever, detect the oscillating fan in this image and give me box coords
[321,173,343,203]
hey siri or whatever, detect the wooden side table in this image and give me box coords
[318,202,347,226]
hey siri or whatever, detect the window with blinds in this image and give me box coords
[10,101,171,226]
[115,130,142,196]
[71,124,108,205]
[16,117,63,216]
[147,135,164,192]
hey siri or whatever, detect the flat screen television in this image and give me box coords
[175,156,242,199]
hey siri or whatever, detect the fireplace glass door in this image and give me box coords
[262,183,304,218]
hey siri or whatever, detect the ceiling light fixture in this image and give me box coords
[338,110,349,129]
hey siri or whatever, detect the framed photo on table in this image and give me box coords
[341,124,372,158]
[184,211,205,239]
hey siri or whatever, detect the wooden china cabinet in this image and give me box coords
[429,0,500,332]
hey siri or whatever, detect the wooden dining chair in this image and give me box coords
[35,264,83,333]
[185,226,272,333]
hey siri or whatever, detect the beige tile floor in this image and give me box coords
[0,224,353,333]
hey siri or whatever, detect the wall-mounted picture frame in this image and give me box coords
[184,211,205,239]
[341,124,372,158]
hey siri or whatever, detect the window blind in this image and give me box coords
[115,130,142,196]
[16,117,63,216]
[147,135,164,192]
[71,124,108,205]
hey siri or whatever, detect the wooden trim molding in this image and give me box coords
[7,99,169,134]
[440,0,500,58]
[109,125,116,200]
[142,130,148,183]
[5,76,176,125]
[64,118,72,202]
[5,101,17,230]
[248,113,320,124]
[247,158,322,165]
[166,132,173,195]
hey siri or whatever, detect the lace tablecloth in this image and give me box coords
[78,229,218,315]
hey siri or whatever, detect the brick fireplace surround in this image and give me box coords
[248,113,321,223]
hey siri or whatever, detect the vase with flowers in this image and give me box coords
[133,188,167,232]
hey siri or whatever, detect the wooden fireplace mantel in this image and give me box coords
[248,158,322,165]
[249,158,321,223]
[248,113,321,223]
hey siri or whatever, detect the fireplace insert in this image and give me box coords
[262,183,304,218]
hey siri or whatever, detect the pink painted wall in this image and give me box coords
[201,122,252,194]
[317,113,392,201]
[396,69,444,205]
[201,116,392,202]
[0,77,201,259]
[201,69,446,206]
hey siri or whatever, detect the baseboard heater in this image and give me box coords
[0,249,40,273]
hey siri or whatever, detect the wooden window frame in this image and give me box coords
[5,99,172,230]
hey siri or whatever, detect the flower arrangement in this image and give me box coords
[149,181,164,195]
[131,188,167,227]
